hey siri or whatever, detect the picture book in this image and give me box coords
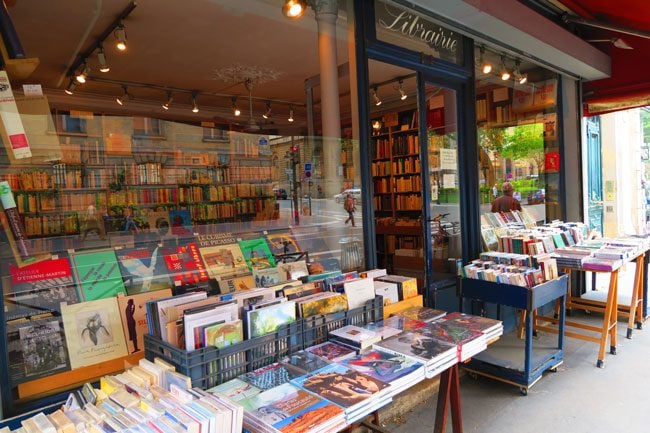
[340,350,423,384]
[362,321,402,340]
[290,363,388,409]
[115,245,171,294]
[199,243,248,279]
[373,332,456,364]
[161,242,209,287]
[207,378,262,402]
[276,260,309,281]
[195,231,238,248]
[7,257,79,320]
[70,249,127,301]
[204,320,243,349]
[440,312,502,335]
[246,300,296,338]
[13,316,69,382]
[168,209,193,236]
[239,383,343,433]
[117,289,172,354]
[265,230,301,255]
[329,325,382,350]
[305,342,356,362]
[383,315,426,332]
[417,321,484,347]
[61,297,128,369]
[239,362,301,391]
[375,275,418,300]
[280,351,331,375]
[147,211,171,238]
[184,303,238,350]
[299,293,348,318]
[238,238,276,270]
[253,266,285,287]
[343,278,375,309]
[373,280,399,306]
[398,306,446,323]
[216,272,255,294]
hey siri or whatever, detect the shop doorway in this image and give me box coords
[586,116,603,234]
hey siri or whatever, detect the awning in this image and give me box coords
[556,0,650,115]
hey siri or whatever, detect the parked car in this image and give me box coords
[334,188,361,204]
[273,187,288,200]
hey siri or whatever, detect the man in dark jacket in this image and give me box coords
[491,182,522,212]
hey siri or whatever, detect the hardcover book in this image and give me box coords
[305,342,356,362]
[61,297,128,369]
[341,350,423,384]
[265,230,301,255]
[276,260,309,281]
[417,321,484,347]
[238,238,276,270]
[246,300,297,338]
[280,351,331,375]
[329,325,382,350]
[199,243,248,279]
[373,331,456,364]
[299,293,348,318]
[398,306,446,323]
[70,250,127,301]
[116,245,171,294]
[117,289,172,354]
[14,317,69,382]
[161,242,209,287]
[168,210,193,236]
[239,362,301,391]
[203,319,243,349]
[440,312,502,335]
[383,315,427,332]
[207,378,262,402]
[253,266,285,287]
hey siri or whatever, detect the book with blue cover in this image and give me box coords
[239,362,301,391]
[340,350,423,384]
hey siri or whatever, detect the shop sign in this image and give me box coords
[375,0,463,65]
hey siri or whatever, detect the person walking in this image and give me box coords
[491,181,522,212]
[344,192,356,227]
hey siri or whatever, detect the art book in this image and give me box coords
[398,306,446,323]
[341,350,423,384]
[217,272,255,294]
[329,325,382,350]
[265,230,301,255]
[417,321,484,347]
[195,231,238,248]
[116,245,171,294]
[238,238,276,270]
[204,319,243,349]
[383,315,427,332]
[239,362,302,391]
[343,278,375,309]
[305,342,356,362]
[373,332,456,365]
[299,293,348,318]
[61,297,128,369]
[70,250,126,301]
[253,266,285,287]
[440,312,502,336]
[239,383,343,433]
[14,316,69,382]
[117,289,172,354]
[199,243,248,279]
[148,211,171,237]
[207,378,261,402]
[161,242,209,287]
[7,257,80,320]
[280,351,331,375]
[246,300,296,338]
[290,363,388,409]
[276,260,309,281]
[168,209,193,236]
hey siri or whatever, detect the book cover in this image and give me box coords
[373,280,399,306]
[290,363,388,409]
[17,317,69,381]
[168,210,193,236]
[440,312,502,335]
[276,261,309,281]
[305,342,356,362]
[203,320,243,349]
[148,211,171,238]
[116,245,171,294]
[199,243,248,279]
[117,289,172,354]
[265,230,301,255]
[218,286,276,314]
[61,297,128,369]
[329,325,381,349]
[341,350,423,384]
[240,362,301,391]
[207,378,262,402]
[246,301,296,338]
[217,272,255,294]
[362,321,402,340]
[238,238,276,270]
[374,332,456,364]
[195,231,238,248]
[376,275,418,300]
[239,383,343,433]
[7,257,80,320]
[161,242,209,287]
[280,282,321,300]
[398,306,447,323]
[70,250,127,301]
[383,316,426,332]
[299,293,348,318]
[280,351,331,375]
[416,321,483,348]
[253,266,285,287]
[343,278,375,309]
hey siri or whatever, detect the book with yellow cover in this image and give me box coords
[299,294,348,318]
[204,320,243,349]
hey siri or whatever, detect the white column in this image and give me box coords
[312,0,342,197]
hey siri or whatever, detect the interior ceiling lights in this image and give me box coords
[191,94,200,113]
[97,47,110,73]
[288,105,294,122]
[232,97,241,116]
[262,101,272,119]
[116,86,130,105]
[282,0,307,19]
[371,86,382,106]
[514,60,527,85]
[162,92,173,110]
[114,24,128,51]
[500,55,510,81]
[479,45,492,74]
[398,80,408,100]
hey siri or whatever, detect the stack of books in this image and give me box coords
[328,325,382,351]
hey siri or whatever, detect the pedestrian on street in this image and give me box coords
[344,192,356,227]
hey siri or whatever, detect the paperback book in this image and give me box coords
[70,249,127,301]
[373,331,456,366]
[199,243,248,279]
[328,325,382,350]
[115,245,171,294]
[340,350,424,386]
[305,342,356,362]
[117,289,172,354]
[204,319,244,349]
[238,238,276,270]
[208,378,262,402]
[240,362,302,391]
[161,242,209,287]
[246,300,297,338]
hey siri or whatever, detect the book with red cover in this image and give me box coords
[161,242,209,287]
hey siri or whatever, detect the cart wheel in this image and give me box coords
[626,328,633,339]
[636,321,643,330]
[610,346,617,355]
[597,360,604,368]
[519,387,528,396]
[549,367,558,373]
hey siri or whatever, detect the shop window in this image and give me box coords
[133,117,163,137]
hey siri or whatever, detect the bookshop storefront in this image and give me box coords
[0,0,596,419]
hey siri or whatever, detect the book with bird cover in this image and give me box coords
[116,245,171,294]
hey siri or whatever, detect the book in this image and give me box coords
[343,278,375,309]
[383,315,427,332]
[252,266,285,287]
[169,210,193,236]
[439,312,502,338]
[70,249,127,301]
[398,306,446,323]
[362,321,402,340]
[199,243,248,279]
[216,272,255,294]
[340,350,423,385]
[7,257,80,320]
[217,286,276,316]
[204,320,243,349]
[17,316,69,381]
[415,321,485,361]
[265,230,301,255]
[238,238,276,270]
[375,275,418,300]
[298,293,348,318]
[373,331,456,365]
[116,245,172,294]
[184,303,238,350]
[246,300,297,338]
[276,260,309,281]
[61,297,128,369]
[305,342,356,362]
[328,325,382,350]
[208,378,262,402]
[117,289,172,354]
[161,242,209,287]
[373,280,399,306]
[148,211,171,237]
[239,362,301,391]
[280,350,331,375]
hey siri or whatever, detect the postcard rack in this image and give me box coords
[459,275,568,395]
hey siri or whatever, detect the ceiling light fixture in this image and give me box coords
[64,79,77,95]
[500,56,510,81]
[398,80,408,100]
[282,0,307,19]
[372,120,381,130]
[479,46,492,74]
[162,91,173,110]
[262,101,272,119]
[191,94,199,113]
[514,60,527,85]
[75,64,90,83]
[116,86,130,105]
[288,105,294,122]
[371,86,382,106]
[97,47,110,72]
[115,23,127,51]
[232,96,241,116]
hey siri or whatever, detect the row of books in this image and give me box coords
[13,170,53,191]
[395,194,422,210]
[481,209,536,229]
[371,160,391,177]
[228,166,272,183]
[15,191,106,214]
[23,214,80,237]
[52,164,83,189]
[463,252,559,287]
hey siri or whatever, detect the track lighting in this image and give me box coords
[500,56,510,81]
[116,86,130,105]
[64,80,77,95]
[514,61,527,85]
[262,101,272,119]
[232,97,241,116]
[398,80,407,100]
[371,86,382,106]
[115,24,127,51]
[372,120,381,130]
[76,64,90,83]
[282,0,306,19]
[288,105,294,122]
[479,46,492,74]
[191,94,199,113]
[97,47,110,72]
[162,92,173,110]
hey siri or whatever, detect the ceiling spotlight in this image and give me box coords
[371,86,382,106]
[162,92,173,110]
[115,24,127,51]
[262,101,272,119]
[191,94,199,113]
[372,120,381,130]
[97,47,110,72]
[64,79,77,95]
[398,80,407,100]
[75,64,90,83]
[232,97,241,116]
[288,105,294,122]
[116,86,130,105]
[500,56,510,81]
[514,60,527,85]
[282,0,306,19]
[479,46,492,74]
